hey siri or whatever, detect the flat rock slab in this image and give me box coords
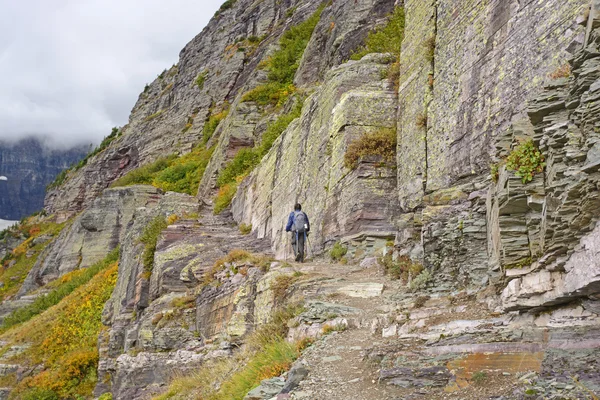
[337,283,384,298]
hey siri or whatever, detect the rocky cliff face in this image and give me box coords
[0,138,86,220]
[1,0,600,399]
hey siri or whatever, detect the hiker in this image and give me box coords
[286,203,310,262]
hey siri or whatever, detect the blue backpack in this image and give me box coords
[293,211,308,233]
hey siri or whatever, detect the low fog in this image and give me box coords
[0,0,224,150]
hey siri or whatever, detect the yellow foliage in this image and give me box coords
[11,237,32,257]
[167,214,180,225]
[4,263,118,399]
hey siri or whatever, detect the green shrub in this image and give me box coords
[139,216,168,276]
[286,6,298,18]
[112,156,176,187]
[196,71,208,90]
[47,169,69,191]
[378,255,423,282]
[258,101,303,156]
[409,269,431,291]
[506,139,545,183]
[490,163,500,183]
[344,128,397,169]
[21,388,59,400]
[241,4,324,108]
[215,0,236,16]
[216,149,261,188]
[203,105,229,144]
[111,146,214,196]
[214,182,239,215]
[153,147,214,195]
[351,6,405,60]
[239,223,252,235]
[472,371,488,385]
[242,82,296,108]
[0,248,119,332]
[330,242,347,262]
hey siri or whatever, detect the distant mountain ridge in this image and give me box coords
[0,138,87,220]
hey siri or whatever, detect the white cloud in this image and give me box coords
[0,0,224,149]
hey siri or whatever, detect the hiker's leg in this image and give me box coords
[291,233,297,257]
[298,232,305,263]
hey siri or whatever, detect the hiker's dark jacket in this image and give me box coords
[285,211,310,232]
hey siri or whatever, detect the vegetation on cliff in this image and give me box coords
[241,4,325,109]
[351,5,405,88]
[203,104,230,143]
[0,217,69,301]
[47,128,122,190]
[0,248,119,332]
[350,6,405,61]
[2,260,119,399]
[213,3,326,213]
[111,145,214,195]
[344,128,397,169]
[155,304,307,400]
[140,215,169,277]
[506,139,546,183]
[214,100,304,214]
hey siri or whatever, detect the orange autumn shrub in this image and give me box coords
[8,263,118,399]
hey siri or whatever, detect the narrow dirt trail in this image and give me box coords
[276,260,600,400]
[282,261,407,400]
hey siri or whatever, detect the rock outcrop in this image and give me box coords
[233,53,398,259]
[497,29,600,310]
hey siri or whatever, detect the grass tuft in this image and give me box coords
[270,274,298,303]
[112,145,215,196]
[329,242,348,262]
[196,71,208,89]
[241,4,324,109]
[203,104,230,144]
[350,6,405,61]
[154,304,305,400]
[139,216,168,276]
[378,255,423,283]
[344,128,397,170]
[239,223,252,235]
[549,63,572,80]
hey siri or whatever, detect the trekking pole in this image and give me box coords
[285,233,288,263]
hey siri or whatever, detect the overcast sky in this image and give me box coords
[0,0,223,149]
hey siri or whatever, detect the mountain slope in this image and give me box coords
[0,138,86,220]
[0,0,599,399]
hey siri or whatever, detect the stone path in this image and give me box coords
[263,261,600,400]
